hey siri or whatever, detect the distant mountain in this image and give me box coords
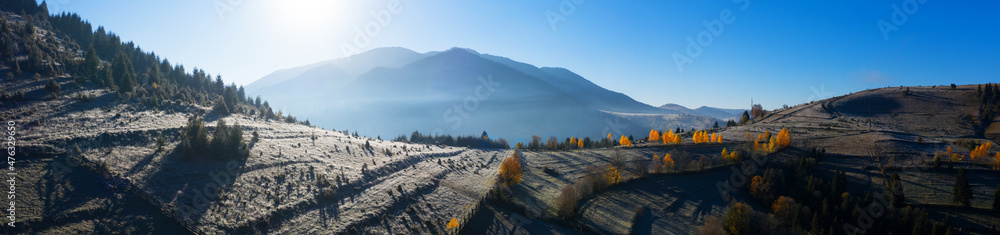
[659,103,745,121]
[245,47,427,94]
[247,47,716,140]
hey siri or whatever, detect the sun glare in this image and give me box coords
[266,0,353,33]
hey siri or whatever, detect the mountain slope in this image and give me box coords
[245,47,426,94]
[474,51,672,114]
[248,47,714,140]
[306,48,649,140]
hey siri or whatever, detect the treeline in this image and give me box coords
[393,131,509,149]
[977,83,1000,136]
[1,1,310,125]
[515,134,625,151]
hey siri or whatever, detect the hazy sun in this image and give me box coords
[266,0,354,32]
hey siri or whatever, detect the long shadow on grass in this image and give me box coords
[139,148,250,232]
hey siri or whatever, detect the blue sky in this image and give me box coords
[43,0,1000,110]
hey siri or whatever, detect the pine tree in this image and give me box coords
[110,52,136,93]
[953,169,972,207]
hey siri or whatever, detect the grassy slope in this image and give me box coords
[4,73,506,234]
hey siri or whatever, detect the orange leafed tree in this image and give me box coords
[605,164,621,184]
[577,138,584,148]
[649,129,660,142]
[499,155,523,187]
[569,137,578,149]
[776,128,791,148]
[620,135,632,147]
[447,218,459,230]
[972,142,992,161]
[993,152,1000,170]
[663,153,674,172]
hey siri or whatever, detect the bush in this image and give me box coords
[213,98,230,116]
[557,184,578,219]
[542,166,558,175]
[44,79,60,97]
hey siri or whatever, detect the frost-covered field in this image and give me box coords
[4,75,505,234]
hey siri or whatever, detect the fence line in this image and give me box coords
[69,153,203,234]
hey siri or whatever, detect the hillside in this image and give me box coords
[463,85,1000,234]
[0,7,504,234]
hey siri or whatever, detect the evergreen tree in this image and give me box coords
[889,172,905,207]
[740,111,750,124]
[84,45,99,80]
[110,52,136,93]
[953,169,972,207]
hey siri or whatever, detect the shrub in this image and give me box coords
[45,79,60,97]
[213,98,230,116]
[542,166,558,175]
[557,184,578,219]
[155,132,166,152]
[446,218,459,230]
[605,164,621,185]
